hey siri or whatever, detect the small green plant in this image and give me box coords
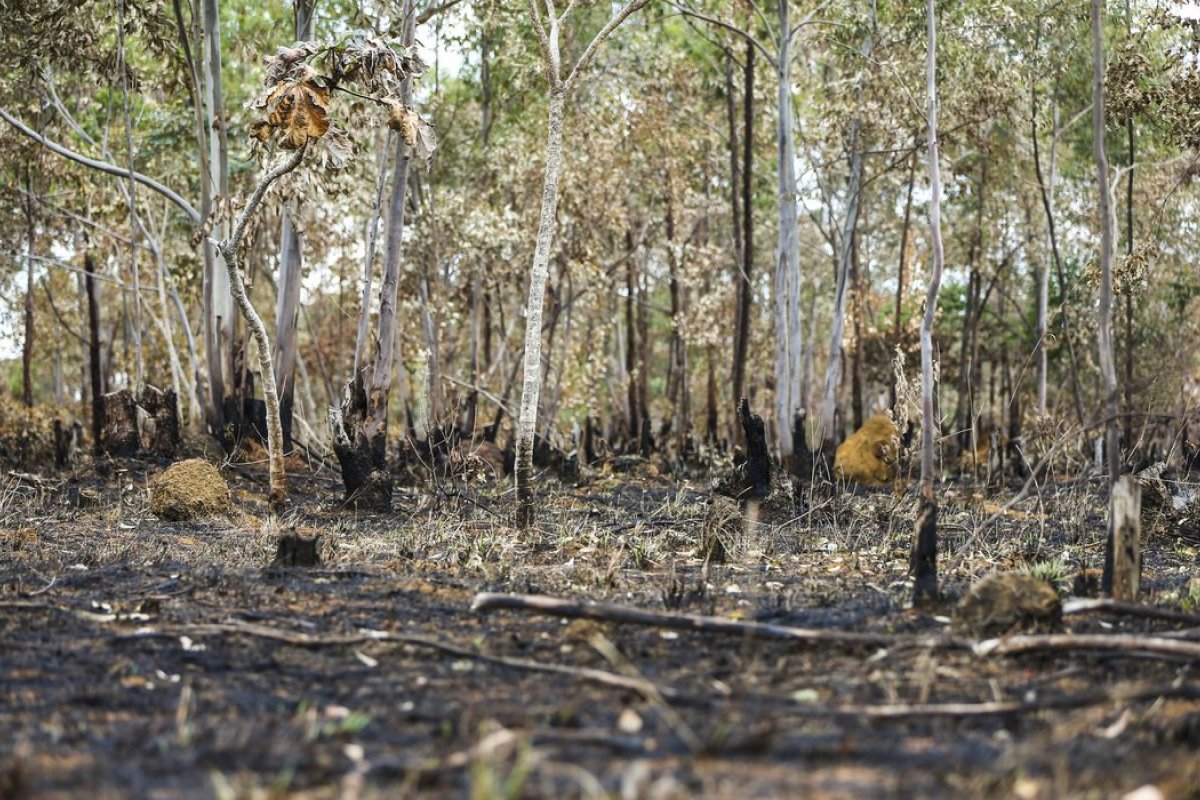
[1024,557,1071,589]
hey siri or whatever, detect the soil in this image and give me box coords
[1,455,1199,799]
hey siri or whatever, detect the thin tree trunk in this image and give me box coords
[272,0,316,451]
[515,87,566,527]
[915,0,945,606]
[217,148,307,513]
[274,212,303,451]
[892,150,916,402]
[85,252,104,450]
[819,115,863,454]
[117,0,144,390]
[1092,0,1120,481]
[1123,0,1135,451]
[22,169,35,408]
[774,0,800,464]
[1031,71,1086,427]
[330,2,416,509]
[200,0,234,438]
[732,42,754,431]
[353,132,391,375]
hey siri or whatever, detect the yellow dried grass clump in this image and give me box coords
[149,458,231,521]
[834,414,898,486]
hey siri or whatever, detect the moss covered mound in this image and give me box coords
[149,459,231,521]
[834,414,897,486]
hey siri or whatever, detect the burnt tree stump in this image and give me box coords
[98,387,181,458]
[911,497,939,609]
[739,399,771,499]
[329,377,393,511]
[273,534,321,567]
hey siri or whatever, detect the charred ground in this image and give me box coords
[1,453,1199,800]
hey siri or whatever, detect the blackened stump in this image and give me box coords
[738,399,770,499]
[912,498,939,608]
[273,534,320,567]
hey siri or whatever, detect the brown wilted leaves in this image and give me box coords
[251,78,331,150]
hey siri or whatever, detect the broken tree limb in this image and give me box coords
[1062,597,1200,627]
[117,620,689,702]
[976,632,1200,660]
[470,592,948,650]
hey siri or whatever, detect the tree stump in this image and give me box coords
[911,498,939,608]
[1103,475,1142,601]
[99,390,139,456]
[98,387,181,458]
[739,398,770,499]
[273,533,321,567]
[329,378,393,511]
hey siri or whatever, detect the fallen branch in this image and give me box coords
[976,632,1200,660]
[797,683,1200,720]
[118,620,690,702]
[1062,597,1200,627]
[470,592,957,650]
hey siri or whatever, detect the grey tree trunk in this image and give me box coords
[200,0,234,438]
[330,1,416,510]
[217,148,308,513]
[22,170,34,407]
[1092,0,1120,481]
[914,0,944,607]
[773,0,800,465]
[274,212,303,450]
[515,87,566,527]
[819,115,863,454]
[272,0,317,451]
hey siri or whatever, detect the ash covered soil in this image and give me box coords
[1,456,1199,799]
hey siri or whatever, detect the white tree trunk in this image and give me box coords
[921,0,945,500]
[819,117,863,449]
[1092,0,1120,481]
[515,87,566,527]
[201,0,233,432]
[217,148,307,513]
[773,0,801,464]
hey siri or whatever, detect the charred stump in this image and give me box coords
[53,420,82,469]
[739,399,770,499]
[329,377,393,511]
[99,390,138,456]
[273,533,321,567]
[98,387,181,458]
[911,497,939,608]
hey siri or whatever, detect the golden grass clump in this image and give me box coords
[834,414,898,486]
[149,458,232,521]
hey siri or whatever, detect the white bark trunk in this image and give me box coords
[217,148,307,512]
[515,87,566,527]
[921,0,945,499]
[820,118,863,448]
[1092,0,1120,481]
[773,0,800,463]
[201,0,233,431]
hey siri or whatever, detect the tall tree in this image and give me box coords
[1092,0,1120,481]
[514,0,653,528]
[913,0,944,608]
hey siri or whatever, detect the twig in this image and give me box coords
[470,592,959,650]
[976,633,1200,660]
[1063,597,1200,627]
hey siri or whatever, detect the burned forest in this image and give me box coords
[4,0,1200,797]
